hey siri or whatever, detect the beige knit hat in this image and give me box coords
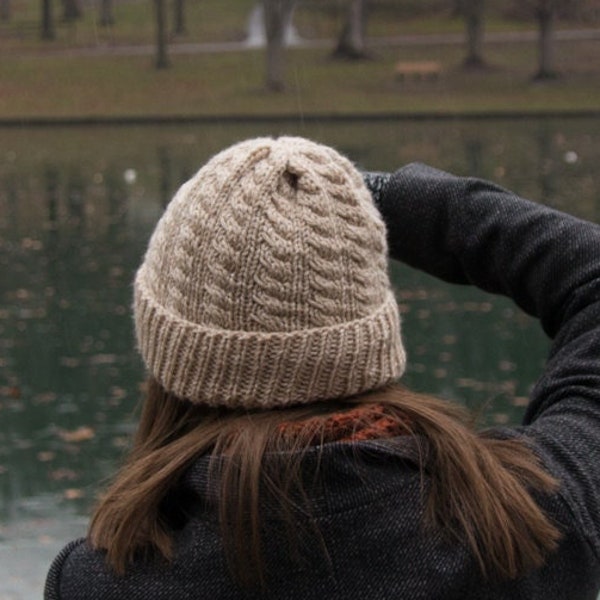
[134,136,405,409]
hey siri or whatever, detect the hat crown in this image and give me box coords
[141,137,389,334]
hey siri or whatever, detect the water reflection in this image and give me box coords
[0,117,598,596]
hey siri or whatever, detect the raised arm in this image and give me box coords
[366,163,600,558]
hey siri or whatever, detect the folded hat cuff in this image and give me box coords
[134,275,406,409]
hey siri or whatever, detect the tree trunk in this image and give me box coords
[155,0,169,69]
[173,0,185,35]
[62,0,81,22]
[1,0,10,22]
[462,0,486,68]
[263,0,296,92]
[333,0,369,60]
[41,0,55,39]
[534,5,557,79]
[99,0,114,26]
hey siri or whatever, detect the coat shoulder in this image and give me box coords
[44,538,95,600]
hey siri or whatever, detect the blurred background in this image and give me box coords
[1,1,599,598]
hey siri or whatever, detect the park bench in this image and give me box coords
[395,61,442,82]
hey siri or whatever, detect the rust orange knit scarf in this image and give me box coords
[278,403,410,445]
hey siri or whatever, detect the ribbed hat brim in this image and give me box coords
[134,268,406,409]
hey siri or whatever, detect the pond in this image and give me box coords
[0,116,598,598]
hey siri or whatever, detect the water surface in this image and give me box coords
[1,117,598,598]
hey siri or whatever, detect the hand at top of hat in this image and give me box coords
[362,171,391,208]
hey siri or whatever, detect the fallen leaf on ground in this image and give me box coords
[37,451,56,462]
[58,426,95,443]
[64,488,85,500]
[49,468,78,481]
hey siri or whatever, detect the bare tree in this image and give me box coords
[534,0,559,79]
[41,0,55,39]
[333,0,369,60]
[62,0,82,22]
[263,0,296,91]
[173,0,185,35]
[458,0,486,68]
[155,0,169,69]
[513,0,582,79]
[1,0,10,21]
[99,0,114,26]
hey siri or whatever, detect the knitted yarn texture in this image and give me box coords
[134,137,405,408]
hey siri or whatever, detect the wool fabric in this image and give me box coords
[134,136,405,408]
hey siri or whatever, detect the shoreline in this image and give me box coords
[2,109,600,128]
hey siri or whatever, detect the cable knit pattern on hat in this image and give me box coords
[134,137,406,408]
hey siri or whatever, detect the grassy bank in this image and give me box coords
[1,38,599,120]
[1,0,598,120]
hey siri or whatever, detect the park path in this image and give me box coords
[41,27,600,58]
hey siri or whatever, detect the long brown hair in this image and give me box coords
[89,379,560,587]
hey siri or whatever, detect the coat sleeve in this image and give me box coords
[44,538,87,600]
[369,163,600,559]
